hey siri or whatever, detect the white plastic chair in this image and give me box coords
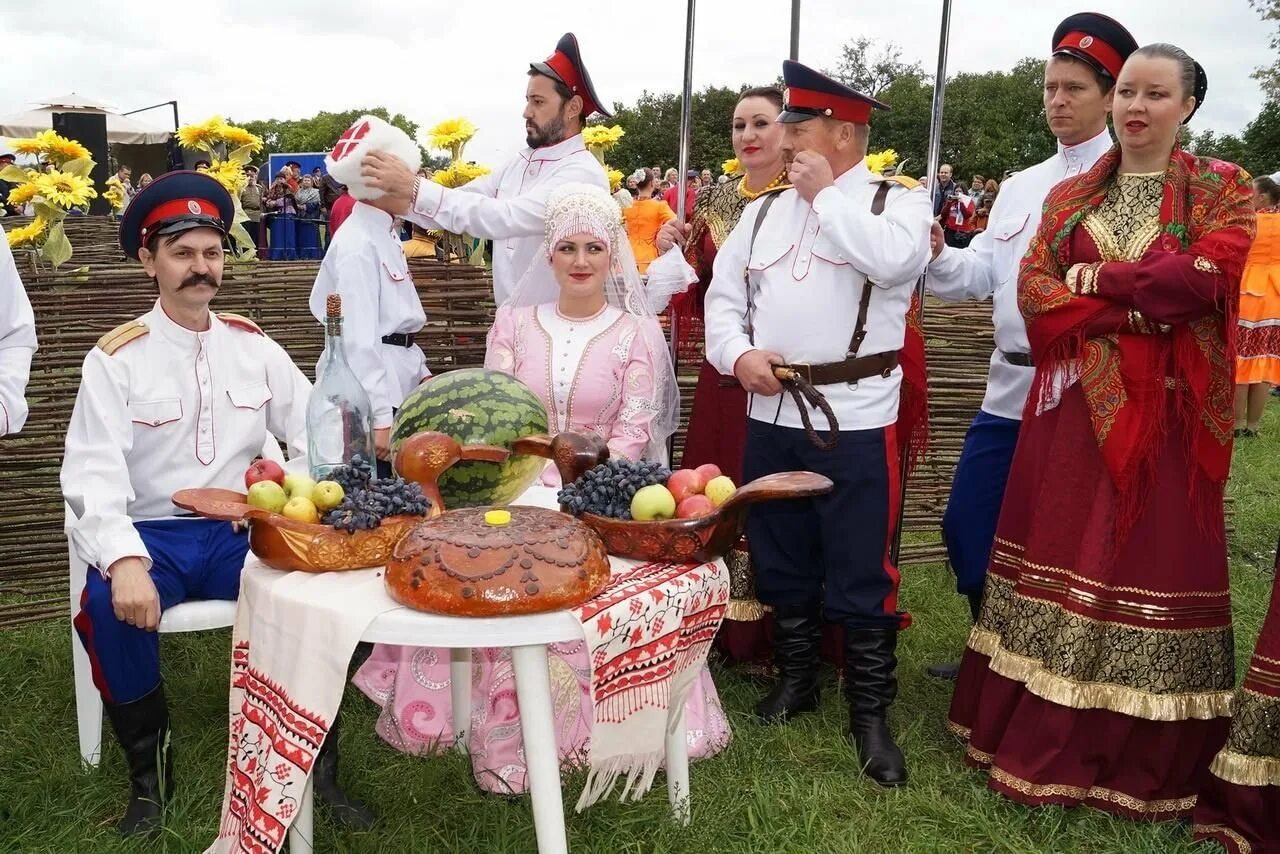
[70,437,286,767]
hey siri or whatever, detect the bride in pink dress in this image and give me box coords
[354,183,731,795]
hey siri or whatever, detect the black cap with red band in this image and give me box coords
[119,170,234,260]
[779,59,889,125]
[1052,12,1138,80]
[530,32,612,119]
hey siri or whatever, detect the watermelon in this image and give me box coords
[391,368,549,508]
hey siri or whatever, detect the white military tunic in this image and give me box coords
[927,127,1113,420]
[62,304,311,577]
[406,133,607,304]
[705,160,932,431]
[309,202,427,428]
[0,226,36,435]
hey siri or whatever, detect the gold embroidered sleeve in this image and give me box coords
[1065,262,1102,295]
[1193,256,1221,275]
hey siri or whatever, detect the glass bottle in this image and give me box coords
[306,293,377,480]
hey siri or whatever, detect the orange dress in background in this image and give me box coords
[623,198,676,274]
[1238,208,1280,385]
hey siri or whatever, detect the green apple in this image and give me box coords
[281,496,320,524]
[283,473,317,501]
[246,480,288,513]
[631,484,677,521]
[704,475,737,507]
[312,480,345,512]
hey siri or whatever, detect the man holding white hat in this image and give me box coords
[360,32,609,304]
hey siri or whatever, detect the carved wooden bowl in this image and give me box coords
[171,432,509,573]
[510,432,835,564]
[386,506,611,616]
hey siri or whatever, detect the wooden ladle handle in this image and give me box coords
[512,431,609,485]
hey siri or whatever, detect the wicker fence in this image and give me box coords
[0,216,1005,628]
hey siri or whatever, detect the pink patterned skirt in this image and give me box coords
[353,641,731,794]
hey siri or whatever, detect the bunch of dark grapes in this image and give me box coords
[557,458,670,520]
[325,455,375,494]
[323,475,432,533]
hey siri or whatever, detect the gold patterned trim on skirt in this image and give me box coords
[988,766,1197,817]
[967,626,1233,721]
[1208,748,1280,788]
[724,598,770,622]
[945,719,972,741]
[990,540,1230,600]
[1193,823,1253,854]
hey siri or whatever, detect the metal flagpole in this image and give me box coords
[668,0,697,463]
[790,0,800,61]
[892,0,953,565]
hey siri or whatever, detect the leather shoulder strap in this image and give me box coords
[847,182,895,356]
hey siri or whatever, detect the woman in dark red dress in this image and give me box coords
[948,44,1256,820]
[1193,532,1280,853]
[660,86,789,662]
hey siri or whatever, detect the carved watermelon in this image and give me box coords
[391,368,549,508]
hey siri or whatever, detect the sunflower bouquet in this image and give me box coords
[1,130,100,267]
[721,157,742,177]
[864,149,900,176]
[423,117,490,266]
[582,124,627,199]
[103,176,127,213]
[176,116,264,261]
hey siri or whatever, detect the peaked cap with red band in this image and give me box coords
[530,32,612,119]
[119,170,233,260]
[779,59,889,125]
[1051,12,1138,80]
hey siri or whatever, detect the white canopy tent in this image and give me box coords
[0,94,171,145]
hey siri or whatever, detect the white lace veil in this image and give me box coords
[503,182,680,463]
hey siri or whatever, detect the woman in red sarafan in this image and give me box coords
[947,44,1256,821]
[1193,533,1280,854]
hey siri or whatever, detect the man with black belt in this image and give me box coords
[705,60,931,787]
[309,117,428,470]
[923,12,1136,679]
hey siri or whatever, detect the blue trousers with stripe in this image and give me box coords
[74,519,248,704]
[940,411,1022,596]
[742,419,905,630]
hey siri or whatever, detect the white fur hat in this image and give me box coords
[324,114,422,201]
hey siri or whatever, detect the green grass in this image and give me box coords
[1,401,1276,854]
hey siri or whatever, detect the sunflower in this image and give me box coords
[427,118,477,157]
[7,182,39,208]
[217,123,264,153]
[34,171,97,209]
[431,162,490,189]
[199,160,248,195]
[864,149,899,175]
[582,125,625,150]
[177,115,226,151]
[11,138,44,156]
[606,168,624,193]
[40,131,92,164]
[722,158,741,176]
[6,216,48,248]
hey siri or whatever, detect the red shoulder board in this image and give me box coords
[217,313,264,335]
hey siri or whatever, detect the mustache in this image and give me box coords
[178,273,219,290]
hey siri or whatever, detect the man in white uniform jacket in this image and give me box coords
[705,60,931,788]
[0,223,36,435]
[922,12,1137,679]
[62,171,369,837]
[360,32,609,305]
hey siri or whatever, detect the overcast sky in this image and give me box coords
[1,0,1272,165]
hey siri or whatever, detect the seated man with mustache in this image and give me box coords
[61,171,367,836]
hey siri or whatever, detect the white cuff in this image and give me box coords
[411,178,444,220]
[718,342,756,380]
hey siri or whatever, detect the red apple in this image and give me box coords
[694,463,722,483]
[666,468,705,502]
[244,458,286,488]
[676,494,715,519]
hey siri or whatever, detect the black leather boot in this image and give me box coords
[102,684,172,837]
[312,713,376,829]
[754,603,822,723]
[926,591,985,680]
[845,628,908,787]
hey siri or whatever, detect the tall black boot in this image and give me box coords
[102,684,173,837]
[926,590,984,680]
[754,603,822,723]
[312,712,376,829]
[845,628,908,787]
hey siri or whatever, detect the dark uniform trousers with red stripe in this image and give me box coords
[742,419,906,629]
